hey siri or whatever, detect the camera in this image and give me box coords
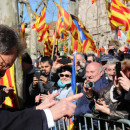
[59,56,71,64]
[34,69,42,81]
[85,81,95,89]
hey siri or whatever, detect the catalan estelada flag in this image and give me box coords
[92,0,96,4]
[0,65,19,109]
[71,15,99,55]
[54,1,80,43]
[20,22,25,40]
[110,0,130,31]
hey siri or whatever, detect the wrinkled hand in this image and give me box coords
[118,71,130,91]
[94,99,110,115]
[3,87,14,94]
[36,93,59,110]
[50,93,83,121]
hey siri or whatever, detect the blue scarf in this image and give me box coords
[57,79,71,88]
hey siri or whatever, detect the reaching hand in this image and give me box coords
[94,99,110,115]
[3,87,14,94]
[118,71,130,91]
[50,93,83,121]
[36,93,59,110]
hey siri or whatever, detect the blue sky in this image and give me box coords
[18,0,68,23]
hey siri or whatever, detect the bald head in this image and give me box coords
[86,62,103,82]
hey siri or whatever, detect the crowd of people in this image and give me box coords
[0,24,130,130]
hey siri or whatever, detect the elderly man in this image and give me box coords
[74,62,109,129]
[75,62,109,115]
[0,25,83,130]
[105,59,119,83]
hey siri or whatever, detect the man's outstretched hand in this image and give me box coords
[50,93,83,121]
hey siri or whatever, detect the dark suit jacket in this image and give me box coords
[0,108,48,130]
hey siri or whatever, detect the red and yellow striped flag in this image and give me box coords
[32,7,50,43]
[37,23,50,43]
[63,45,68,53]
[54,1,80,43]
[0,65,19,109]
[92,0,96,4]
[32,7,46,31]
[44,39,52,56]
[106,0,117,30]
[56,13,69,39]
[110,0,130,31]
[20,22,25,40]
[126,30,130,43]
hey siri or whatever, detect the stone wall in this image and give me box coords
[69,0,130,48]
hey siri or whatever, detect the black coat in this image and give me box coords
[0,108,48,130]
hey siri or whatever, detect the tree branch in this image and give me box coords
[35,0,44,13]
[19,3,24,26]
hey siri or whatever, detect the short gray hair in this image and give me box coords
[106,58,119,67]
[76,52,85,60]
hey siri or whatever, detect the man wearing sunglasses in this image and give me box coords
[0,25,83,130]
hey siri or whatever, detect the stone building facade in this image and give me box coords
[68,0,130,48]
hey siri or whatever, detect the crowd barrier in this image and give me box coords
[50,113,130,130]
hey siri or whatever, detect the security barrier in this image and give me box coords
[51,113,130,130]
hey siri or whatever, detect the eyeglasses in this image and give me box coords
[59,74,71,78]
[0,55,10,70]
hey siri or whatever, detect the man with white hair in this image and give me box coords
[74,62,109,129]
[106,58,119,83]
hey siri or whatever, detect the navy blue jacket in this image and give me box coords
[75,74,109,116]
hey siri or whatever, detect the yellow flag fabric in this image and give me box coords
[110,0,130,31]
[0,65,19,109]
[20,22,25,40]
[126,30,130,43]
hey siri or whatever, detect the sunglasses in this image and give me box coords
[59,74,71,78]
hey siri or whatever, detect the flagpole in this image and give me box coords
[51,0,61,60]
[96,0,99,47]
